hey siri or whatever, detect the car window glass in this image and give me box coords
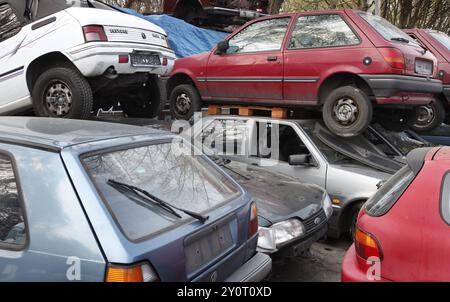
[0,154,26,247]
[441,173,450,224]
[227,17,290,54]
[359,12,420,46]
[429,31,450,51]
[200,119,249,156]
[288,14,359,49]
[254,122,310,163]
[83,141,240,241]
[0,4,22,43]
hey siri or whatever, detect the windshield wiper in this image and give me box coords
[107,179,209,224]
[211,156,251,180]
[391,37,410,43]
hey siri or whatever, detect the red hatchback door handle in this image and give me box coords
[267,56,278,61]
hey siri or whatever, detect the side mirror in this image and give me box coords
[216,40,229,54]
[288,154,313,166]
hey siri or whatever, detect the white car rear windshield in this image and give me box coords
[82,140,240,241]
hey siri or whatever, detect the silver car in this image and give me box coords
[195,115,406,239]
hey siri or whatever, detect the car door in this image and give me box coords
[0,3,30,110]
[283,13,362,104]
[206,16,291,103]
[248,120,327,188]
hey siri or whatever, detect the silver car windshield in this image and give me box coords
[82,140,240,241]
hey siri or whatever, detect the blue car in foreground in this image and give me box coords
[0,117,271,281]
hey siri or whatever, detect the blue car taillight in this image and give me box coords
[248,201,258,238]
[105,262,159,282]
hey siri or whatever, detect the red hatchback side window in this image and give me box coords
[287,14,360,50]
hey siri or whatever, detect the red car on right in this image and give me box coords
[342,147,450,282]
[404,29,450,132]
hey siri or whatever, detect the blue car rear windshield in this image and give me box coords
[82,140,240,241]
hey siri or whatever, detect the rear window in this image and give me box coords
[440,173,450,224]
[82,140,240,241]
[365,165,415,216]
[429,31,450,51]
[358,12,419,46]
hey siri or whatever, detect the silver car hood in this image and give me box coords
[330,164,392,181]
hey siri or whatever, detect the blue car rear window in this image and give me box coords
[82,140,240,241]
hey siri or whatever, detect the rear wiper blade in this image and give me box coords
[211,156,251,180]
[391,37,410,43]
[107,179,209,224]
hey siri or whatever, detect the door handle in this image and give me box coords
[267,56,278,61]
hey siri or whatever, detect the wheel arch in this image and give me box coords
[339,198,367,230]
[318,72,374,106]
[26,52,80,94]
[166,72,199,98]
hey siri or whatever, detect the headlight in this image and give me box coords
[257,219,305,252]
[323,194,333,218]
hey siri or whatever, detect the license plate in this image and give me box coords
[415,60,432,75]
[130,52,160,67]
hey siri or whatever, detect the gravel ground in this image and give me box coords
[269,238,352,282]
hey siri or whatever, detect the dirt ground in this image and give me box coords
[269,239,352,282]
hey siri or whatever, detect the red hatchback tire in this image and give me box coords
[322,86,373,137]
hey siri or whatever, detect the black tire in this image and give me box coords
[376,107,419,132]
[411,100,446,133]
[348,202,365,242]
[121,77,165,118]
[32,67,93,119]
[169,84,202,120]
[322,86,373,137]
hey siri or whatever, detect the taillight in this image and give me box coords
[83,25,108,42]
[248,202,258,237]
[105,262,159,282]
[354,227,383,261]
[378,47,406,70]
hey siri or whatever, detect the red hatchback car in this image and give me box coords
[168,10,442,137]
[404,29,450,132]
[342,147,450,282]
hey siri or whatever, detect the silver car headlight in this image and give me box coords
[258,219,305,252]
[323,194,333,218]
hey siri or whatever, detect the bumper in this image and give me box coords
[275,222,329,258]
[66,42,176,77]
[225,252,272,282]
[341,244,389,282]
[203,7,266,19]
[361,74,443,105]
[444,85,450,102]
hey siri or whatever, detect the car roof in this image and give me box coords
[433,147,450,161]
[0,117,167,152]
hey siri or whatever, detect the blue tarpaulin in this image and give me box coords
[119,8,228,58]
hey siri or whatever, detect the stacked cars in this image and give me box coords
[168,9,442,137]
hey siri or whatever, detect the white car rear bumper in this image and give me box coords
[66,42,176,77]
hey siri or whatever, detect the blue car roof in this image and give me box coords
[0,117,167,151]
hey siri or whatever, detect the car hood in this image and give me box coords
[66,7,167,35]
[221,161,325,225]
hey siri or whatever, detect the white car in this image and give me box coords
[0,0,176,119]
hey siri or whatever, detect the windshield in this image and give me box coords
[300,123,362,166]
[371,124,432,156]
[82,140,240,241]
[429,31,450,51]
[359,12,419,46]
[365,165,415,216]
